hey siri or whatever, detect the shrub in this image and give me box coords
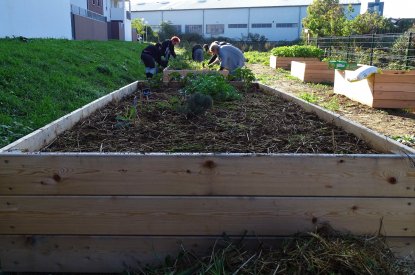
[271,45,323,58]
[180,32,205,43]
[181,92,213,116]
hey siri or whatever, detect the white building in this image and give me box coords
[131,0,361,42]
[0,0,134,41]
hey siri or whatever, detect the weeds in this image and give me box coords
[115,96,139,128]
[322,97,340,111]
[392,135,415,146]
[299,92,320,104]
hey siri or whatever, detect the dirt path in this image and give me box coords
[247,63,415,148]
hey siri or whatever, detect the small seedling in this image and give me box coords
[115,96,139,128]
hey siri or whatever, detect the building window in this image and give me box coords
[368,2,384,15]
[251,23,272,28]
[185,25,203,34]
[228,24,248,28]
[97,0,100,6]
[92,0,96,5]
[276,23,298,28]
[206,24,224,35]
[170,25,182,34]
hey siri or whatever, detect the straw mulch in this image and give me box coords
[141,226,414,275]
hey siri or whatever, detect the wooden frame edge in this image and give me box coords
[0,81,140,153]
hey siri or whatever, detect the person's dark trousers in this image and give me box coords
[141,52,156,78]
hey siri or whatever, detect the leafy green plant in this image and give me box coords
[229,67,256,92]
[271,45,323,58]
[183,74,241,101]
[147,72,163,89]
[168,71,182,81]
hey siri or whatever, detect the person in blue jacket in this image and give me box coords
[208,43,245,74]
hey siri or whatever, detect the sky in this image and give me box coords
[382,0,415,18]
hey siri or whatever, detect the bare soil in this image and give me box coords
[43,83,377,154]
[248,63,415,148]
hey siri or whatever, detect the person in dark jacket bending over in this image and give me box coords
[191,44,204,62]
[160,36,181,64]
[208,43,245,74]
[140,44,167,79]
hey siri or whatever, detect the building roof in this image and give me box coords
[131,0,361,12]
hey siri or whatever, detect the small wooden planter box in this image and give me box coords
[290,61,335,83]
[334,69,415,108]
[163,67,229,82]
[269,55,320,70]
[1,81,414,273]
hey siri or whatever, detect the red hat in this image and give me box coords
[171,36,181,43]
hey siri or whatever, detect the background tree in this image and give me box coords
[392,19,415,33]
[158,22,180,41]
[302,0,346,37]
[131,18,145,37]
[343,12,394,35]
[131,18,157,41]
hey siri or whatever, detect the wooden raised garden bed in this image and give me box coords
[334,69,415,108]
[0,81,414,273]
[290,61,335,83]
[163,67,228,82]
[269,55,320,70]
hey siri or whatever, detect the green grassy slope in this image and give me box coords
[0,39,146,147]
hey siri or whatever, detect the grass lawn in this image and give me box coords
[0,38,146,148]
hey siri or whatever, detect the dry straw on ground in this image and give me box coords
[141,225,414,275]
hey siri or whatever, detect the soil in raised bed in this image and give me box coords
[248,63,415,148]
[42,84,378,153]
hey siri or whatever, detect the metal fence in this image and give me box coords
[231,40,299,52]
[309,33,415,70]
[71,4,107,23]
